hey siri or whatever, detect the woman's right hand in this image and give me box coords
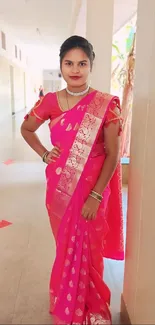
[45,146,61,164]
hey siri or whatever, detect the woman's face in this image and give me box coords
[61,48,91,88]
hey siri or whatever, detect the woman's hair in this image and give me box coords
[59,35,95,68]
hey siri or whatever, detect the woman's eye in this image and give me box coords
[66,62,72,66]
[80,62,86,67]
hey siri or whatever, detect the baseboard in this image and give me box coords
[120,293,131,324]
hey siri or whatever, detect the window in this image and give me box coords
[15,45,18,58]
[1,31,6,50]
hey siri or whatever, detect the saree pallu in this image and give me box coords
[45,91,124,324]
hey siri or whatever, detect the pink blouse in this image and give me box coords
[25,92,123,135]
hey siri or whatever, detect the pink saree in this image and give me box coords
[44,91,124,324]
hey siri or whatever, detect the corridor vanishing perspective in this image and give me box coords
[2,0,155,324]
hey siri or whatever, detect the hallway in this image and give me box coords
[0,112,127,324]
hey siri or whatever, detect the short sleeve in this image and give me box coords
[104,98,123,135]
[24,93,54,122]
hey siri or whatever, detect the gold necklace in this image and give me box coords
[65,90,70,110]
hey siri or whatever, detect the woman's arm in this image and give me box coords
[93,120,120,194]
[21,116,61,163]
[21,93,61,163]
[21,116,48,158]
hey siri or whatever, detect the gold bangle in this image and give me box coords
[91,190,103,201]
[89,193,102,203]
[42,150,49,163]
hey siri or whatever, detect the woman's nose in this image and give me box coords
[71,65,80,73]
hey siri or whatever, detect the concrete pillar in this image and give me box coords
[122,0,155,323]
[86,0,114,92]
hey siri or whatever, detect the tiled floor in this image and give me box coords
[0,112,127,324]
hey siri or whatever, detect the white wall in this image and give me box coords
[0,56,11,120]
[0,19,28,69]
[43,69,63,93]
[74,0,86,37]
[0,20,43,122]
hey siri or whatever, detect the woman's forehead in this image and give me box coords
[63,48,89,61]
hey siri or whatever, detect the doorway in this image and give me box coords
[10,65,15,115]
[23,72,26,109]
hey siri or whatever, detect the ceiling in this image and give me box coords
[113,0,137,33]
[0,0,138,68]
[0,0,74,45]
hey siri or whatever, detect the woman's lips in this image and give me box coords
[69,76,81,80]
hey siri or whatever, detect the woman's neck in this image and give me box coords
[67,83,88,93]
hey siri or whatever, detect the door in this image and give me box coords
[23,72,26,109]
[10,65,15,115]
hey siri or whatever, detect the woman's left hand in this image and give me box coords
[81,196,101,221]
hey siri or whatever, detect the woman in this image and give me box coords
[39,85,44,99]
[21,36,124,325]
